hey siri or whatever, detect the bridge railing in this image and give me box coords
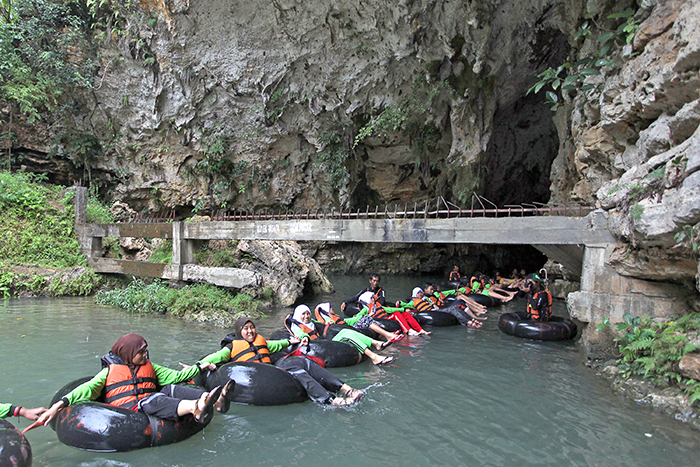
[208,201,594,222]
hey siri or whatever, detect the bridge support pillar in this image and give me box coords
[171,222,196,282]
[567,244,691,360]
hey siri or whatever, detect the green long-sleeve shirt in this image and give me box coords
[200,339,291,366]
[62,362,204,407]
[0,402,16,418]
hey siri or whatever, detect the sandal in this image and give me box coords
[374,356,395,366]
[193,385,223,424]
[216,380,236,414]
[380,333,405,349]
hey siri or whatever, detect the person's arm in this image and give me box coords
[37,369,108,426]
[153,362,204,386]
[395,300,412,310]
[267,339,293,353]
[200,347,233,366]
[343,307,368,325]
[0,403,12,419]
[342,289,365,306]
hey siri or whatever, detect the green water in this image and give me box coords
[2,275,698,467]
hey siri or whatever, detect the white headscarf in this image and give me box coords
[291,304,312,336]
[358,291,375,306]
[316,302,331,314]
[293,304,311,323]
[412,287,423,298]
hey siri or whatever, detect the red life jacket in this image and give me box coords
[527,290,552,321]
[102,353,158,410]
[229,334,272,364]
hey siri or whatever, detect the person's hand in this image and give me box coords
[20,407,46,421]
[37,401,64,426]
[199,362,217,371]
[288,336,301,345]
[340,302,346,312]
[300,337,310,346]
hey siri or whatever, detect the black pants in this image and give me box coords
[441,300,471,326]
[139,385,205,421]
[276,356,344,404]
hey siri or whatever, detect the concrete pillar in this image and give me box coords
[568,243,691,360]
[172,222,196,282]
[74,187,87,225]
[73,187,96,260]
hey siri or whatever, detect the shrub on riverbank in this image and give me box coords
[0,172,113,297]
[95,279,264,327]
[599,313,700,404]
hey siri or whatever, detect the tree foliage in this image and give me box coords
[0,0,94,123]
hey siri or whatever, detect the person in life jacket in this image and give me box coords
[520,273,552,322]
[201,317,365,406]
[356,290,431,336]
[340,273,386,313]
[314,302,402,343]
[422,283,487,327]
[0,403,45,420]
[289,305,398,365]
[37,333,233,428]
[479,275,519,302]
[449,265,461,282]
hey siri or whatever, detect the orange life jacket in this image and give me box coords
[527,290,552,321]
[427,292,446,308]
[229,334,272,364]
[314,307,345,325]
[290,319,321,340]
[411,297,434,313]
[102,353,158,410]
[449,271,461,281]
[366,302,391,320]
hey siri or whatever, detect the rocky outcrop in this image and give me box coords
[236,240,333,305]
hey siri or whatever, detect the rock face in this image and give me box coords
[2,0,700,358]
[236,240,333,306]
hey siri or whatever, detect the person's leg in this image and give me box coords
[140,385,220,422]
[399,312,430,335]
[388,312,411,333]
[332,328,372,352]
[277,357,344,404]
[368,322,397,340]
[441,301,471,326]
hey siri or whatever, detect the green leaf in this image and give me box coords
[595,58,615,67]
[597,31,615,43]
[580,67,601,76]
[546,91,559,103]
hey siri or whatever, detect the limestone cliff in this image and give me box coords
[2,0,700,356]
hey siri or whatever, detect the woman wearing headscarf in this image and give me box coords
[314,302,403,343]
[37,333,233,427]
[397,287,483,328]
[201,317,366,405]
[355,291,430,336]
[289,305,396,366]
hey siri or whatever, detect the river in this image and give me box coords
[2,275,698,467]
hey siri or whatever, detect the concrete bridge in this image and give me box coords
[73,187,615,289]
